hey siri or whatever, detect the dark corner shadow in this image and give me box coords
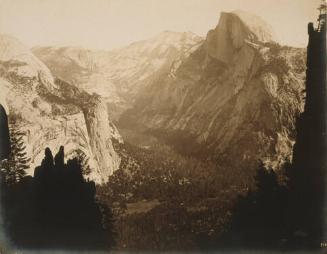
[0,143,115,251]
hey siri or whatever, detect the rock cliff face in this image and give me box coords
[0,35,120,183]
[32,31,203,120]
[121,11,306,170]
[82,95,120,181]
[206,10,276,64]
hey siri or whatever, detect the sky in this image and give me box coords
[0,0,322,50]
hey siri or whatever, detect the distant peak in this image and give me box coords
[160,30,180,35]
[205,10,276,63]
[0,33,22,42]
[231,10,277,40]
[220,11,277,43]
[0,34,31,61]
[154,30,201,40]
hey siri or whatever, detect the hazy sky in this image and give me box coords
[0,0,321,50]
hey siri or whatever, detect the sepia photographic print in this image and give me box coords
[0,0,326,253]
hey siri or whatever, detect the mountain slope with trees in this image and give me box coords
[121,11,306,173]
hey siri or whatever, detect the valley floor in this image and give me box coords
[97,128,254,251]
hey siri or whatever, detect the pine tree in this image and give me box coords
[1,122,30,185]
[75,148,92,176]
[317,0,326,31]
[227,162,288,247]
[70,126,93,177]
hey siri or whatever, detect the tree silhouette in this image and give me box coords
[75,148,92,176]
[1,118,30,185]
[1,145,114,250]
[224,162,287,249]
[31,146,113,249]
[317,0,326,31]
[285,8,326,248]
[0,104,10,160]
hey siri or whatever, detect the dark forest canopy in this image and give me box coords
[1,145,113,250]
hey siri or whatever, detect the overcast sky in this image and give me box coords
[0,0,321,50]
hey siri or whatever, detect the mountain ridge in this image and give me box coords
[32,31,203,120]
[120,11,306,170]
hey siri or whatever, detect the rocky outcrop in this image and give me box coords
[82,95,121,182]
[205,11,276,63]
[0,35,120,183]
[121,11,306,170]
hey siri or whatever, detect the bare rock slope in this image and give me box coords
[0,35,120,183]
[122,11,306,170]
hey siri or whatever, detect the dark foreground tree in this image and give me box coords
[1,146,114,250]
[2,125,29,185]
[285,10,326,248]
[0,104,10,160]
[221,6,326,251]
[221,162,288,249]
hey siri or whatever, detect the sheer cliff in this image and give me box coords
[0,35,120,183]
[121,11,306,170]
